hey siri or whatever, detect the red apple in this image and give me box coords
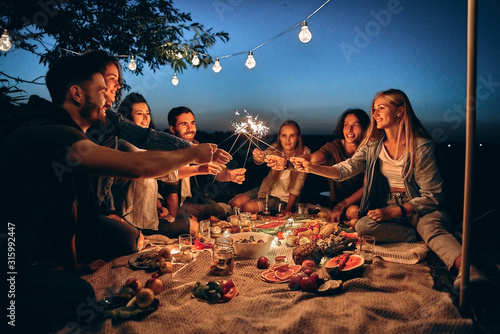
[309,272,320,283]
[145,277,163,295]
[221,279,236,295]
[288,274,303,291]
[300,276,318,292]
[302,267,315,276]
[125,278,141,294]
[257,256,270,269]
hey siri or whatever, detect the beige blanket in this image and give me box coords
[78,241,473,333]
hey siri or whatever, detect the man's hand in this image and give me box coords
[227,168,246,184]
[264,155,287,170]
[290,157,313,172]
[192,143,218,165]
[157,203,170,218]
[213,148,232,165]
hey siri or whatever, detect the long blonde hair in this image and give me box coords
[362,89,430,180]
[268,120,304,191]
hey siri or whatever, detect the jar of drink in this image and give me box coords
[209,238,234,276]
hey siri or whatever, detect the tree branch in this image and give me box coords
[0,71,45,85]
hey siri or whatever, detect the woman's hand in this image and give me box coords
[198,163,224,175]
[264,155,287,170]
[326,211,342,223]
[367,208,392,222]
[253,148,266,164]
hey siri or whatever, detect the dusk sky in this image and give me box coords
[2,0,500,143]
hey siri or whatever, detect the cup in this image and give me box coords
[296,203,305,215]
[277,202,284,215]
[178,234,193,263]
[360,236,375,264]
[200,220,211,241]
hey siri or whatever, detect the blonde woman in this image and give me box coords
[291,89,476,286]
[231,120,310,214]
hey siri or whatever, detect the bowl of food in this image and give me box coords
[229,232,274,258]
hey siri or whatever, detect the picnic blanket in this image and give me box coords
[374,241,430,264]
[77,242,473,333]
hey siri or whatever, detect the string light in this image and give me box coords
[245,51,256,69]
[1,0,330,72]
[191,54,200,66]
[172,73,179,85]
[0,29,12,52]
[298,21,312,43]
[212,58,222,73]
[128,55,137,71]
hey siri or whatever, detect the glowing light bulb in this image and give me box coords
[176,52,183,59]
[0,30,12,52]
[191,54,200,66]
[245,51,256,69]
[212,58,222,73]
[128,56,137,71]
[298,21,312,43]
[172,73,179,86]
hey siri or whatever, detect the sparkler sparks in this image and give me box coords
[218,110,279,170]
[231,111,269,139]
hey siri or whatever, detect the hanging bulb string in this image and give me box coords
[215,0,330,59]
[1,0,330,65]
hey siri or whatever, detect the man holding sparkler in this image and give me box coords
[159,106,246,222]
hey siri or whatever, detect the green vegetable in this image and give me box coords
[193,281,224,302]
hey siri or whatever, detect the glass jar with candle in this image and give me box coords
[209,238,234,276]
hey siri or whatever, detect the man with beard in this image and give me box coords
[0,55,220,333]
[159,106,246,225]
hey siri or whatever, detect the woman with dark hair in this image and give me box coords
[117,92,156,129]
[291,89,470,284]
[309,108,370,222]
[230,120,310,214]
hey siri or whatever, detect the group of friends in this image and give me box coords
[0,50,481,332]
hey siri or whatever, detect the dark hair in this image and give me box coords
[117,93,155,129]
[168,106,194,127]
[80,50,124,106]
[333,108,370,139]
[45,55,105,105]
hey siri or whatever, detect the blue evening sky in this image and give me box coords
[2,0,500,143]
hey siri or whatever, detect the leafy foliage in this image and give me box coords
[0,0,229,74]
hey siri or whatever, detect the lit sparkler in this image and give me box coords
[220,110,282,168]
[231,111,269,139]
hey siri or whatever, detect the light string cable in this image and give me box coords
[214,0,331,61]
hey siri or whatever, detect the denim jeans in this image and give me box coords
[355,192,462,269]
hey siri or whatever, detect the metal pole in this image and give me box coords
[460,0,477,312]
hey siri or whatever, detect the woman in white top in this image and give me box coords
[291,89,466,282]
[230,120,310,214]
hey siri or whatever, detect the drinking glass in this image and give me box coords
[200,220,211,241]
[178,234,193,263]
[361,236,375,264]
